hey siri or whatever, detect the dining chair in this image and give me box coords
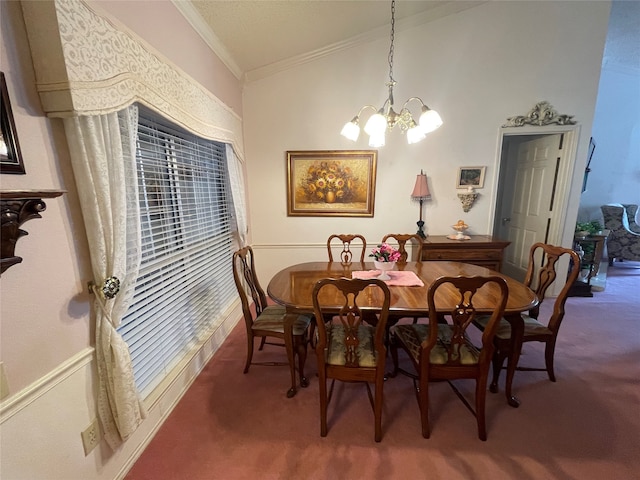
[390,275,508,440]
[473,242,580,393]
[232,246,313,398]
[381,233,425,326]
[381,233,424,263]
[326,233,367,264]
[312,277,391,442]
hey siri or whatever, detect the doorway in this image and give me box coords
[492,125,580,291]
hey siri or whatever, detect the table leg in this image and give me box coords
[504,313,524,408]
[283,314,298,398]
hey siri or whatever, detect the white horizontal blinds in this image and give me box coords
[118,108,236,397]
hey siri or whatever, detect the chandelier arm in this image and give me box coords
[402,97,427,110]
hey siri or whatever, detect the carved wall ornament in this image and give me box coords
[0,190,65,275]
[503,101,576,127]
[457,192,478,212]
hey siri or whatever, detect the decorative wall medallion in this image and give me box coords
[503,101,576,127]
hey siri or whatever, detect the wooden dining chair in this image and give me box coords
[232,246,313,398]
[473,242,580,393]
[381,233,424,263]
[390,275,509,440]
[326,234,366,264]
[312,277,391,442]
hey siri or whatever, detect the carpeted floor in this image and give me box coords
[125,264,640,480]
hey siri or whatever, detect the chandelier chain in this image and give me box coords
[387,0,396,101]
[388,0,395,82]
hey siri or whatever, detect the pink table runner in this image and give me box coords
[351,270,424,287]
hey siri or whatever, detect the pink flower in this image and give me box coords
[369,243,400,262]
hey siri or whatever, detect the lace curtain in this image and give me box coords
[63,105,146,449]
[226,144,248,246]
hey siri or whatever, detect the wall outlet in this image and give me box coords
[81,418,102,455]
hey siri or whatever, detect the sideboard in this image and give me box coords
[415,235,511,271]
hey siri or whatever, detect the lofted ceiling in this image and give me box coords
[177,1,484,79]
[175,0,639,81]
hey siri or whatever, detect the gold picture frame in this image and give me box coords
[456,166,486,188]
[287,150,377,217]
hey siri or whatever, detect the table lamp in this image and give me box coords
[411,170,431,238]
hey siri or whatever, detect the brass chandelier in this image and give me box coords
[340,0,442,147]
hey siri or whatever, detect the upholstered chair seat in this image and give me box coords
[474,314,553,340]
[392,324,480,366]
[326,324,377,367]
[601,204,640,265]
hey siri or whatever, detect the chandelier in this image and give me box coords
[340,0,442,147]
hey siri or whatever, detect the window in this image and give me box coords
[117,108,237,397]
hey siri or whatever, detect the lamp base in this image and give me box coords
[416,220,426,239]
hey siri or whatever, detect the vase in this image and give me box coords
[373,260,396,280]
[325,191,336,203]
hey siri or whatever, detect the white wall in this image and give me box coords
[243,1,611,286]
[577,0,640,224]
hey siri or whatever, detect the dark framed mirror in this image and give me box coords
[1,72,26,174]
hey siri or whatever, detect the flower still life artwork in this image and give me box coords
[287,150,377,217]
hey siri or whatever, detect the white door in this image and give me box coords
[496,134,564,281]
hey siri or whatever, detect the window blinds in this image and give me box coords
[118,109,237,397]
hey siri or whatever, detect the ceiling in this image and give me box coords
[179,1,483,78]
[176,0,639,80]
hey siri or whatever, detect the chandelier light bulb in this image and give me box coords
[419,108,443,134]
[340,120,360,141]
[368,133,385,148]
[407,122,426,144]
[364,112,387,136]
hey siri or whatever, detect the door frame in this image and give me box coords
[489,124,581,295]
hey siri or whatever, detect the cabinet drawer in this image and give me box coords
[422,249,502,261]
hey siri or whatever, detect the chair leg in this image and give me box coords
[318,367,328,437]
[419,375,430,439]
[374,372,384,442]
[296,337,309,388]
[258,336,267,351]
[489,349,507,393]
[544,339,557,382]
[389,336,400,378]
[244,334,255,374]
[476,376,488,441]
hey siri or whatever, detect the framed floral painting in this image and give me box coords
[286,150,377,217]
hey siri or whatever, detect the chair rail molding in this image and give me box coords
[0,190,65,275]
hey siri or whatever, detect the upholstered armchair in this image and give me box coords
[622,204,640,234]
[601,204,640,265]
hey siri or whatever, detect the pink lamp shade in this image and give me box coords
[411,171,431,199]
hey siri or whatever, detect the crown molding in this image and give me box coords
[171,0,243,81]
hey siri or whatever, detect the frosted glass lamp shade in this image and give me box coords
[341,121,360,141]
[364,112,387,136]
[419,108,443,134]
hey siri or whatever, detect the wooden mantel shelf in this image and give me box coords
[1,190,65,275]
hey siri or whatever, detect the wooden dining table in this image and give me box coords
[267,260,538,406]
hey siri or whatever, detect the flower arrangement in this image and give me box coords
[300,160,363,204]
[369,243,401,262]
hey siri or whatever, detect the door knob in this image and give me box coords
[501,217,511,225]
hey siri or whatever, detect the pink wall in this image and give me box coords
[94,0,243,115]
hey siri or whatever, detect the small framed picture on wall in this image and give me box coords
[456,166,485,189]
[1,72,26,174]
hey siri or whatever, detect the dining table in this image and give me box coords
[267,260,538,406]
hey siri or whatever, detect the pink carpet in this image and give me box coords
[125,264,640,480]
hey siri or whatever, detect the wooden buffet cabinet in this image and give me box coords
[414,235,510,272]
